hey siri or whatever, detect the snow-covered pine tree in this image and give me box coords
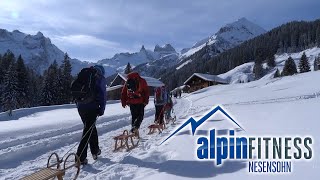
[282,56,297,76]
[0,51,16,112]
[253,48,265,79]
[298,52,310,73]
[1,63,19,115]
[56,67,64,105]
[59,53,73,104]
[53,61,63,105]
[29,69,43,107]
[0,54,2,111]
[267,55,276,68]
[16,55,30,108]
[274,68,280,78]
[40,70,52,106]
[0,54,3,84]
[314,55,320,71]
[316,25,320,47]
[253,60,263,79]
[124,62,132,74]
[40,61,60,106]
[1,50,15,75]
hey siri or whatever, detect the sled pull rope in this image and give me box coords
[61,117,98,160]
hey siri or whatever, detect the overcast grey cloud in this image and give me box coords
[0,0,319,62]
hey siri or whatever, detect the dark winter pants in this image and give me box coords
[165,107,172,119]
[76,109,99,161]
[129,104,145,129]
[155,105,165,124]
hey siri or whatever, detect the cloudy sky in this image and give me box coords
[0,0,319,62]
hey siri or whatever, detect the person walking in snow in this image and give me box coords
[121,72,149,134]
[165,92,173,121]
[154,86,167,125]
[71,65,107,165]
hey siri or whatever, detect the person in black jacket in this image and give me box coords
[76,65,107,165]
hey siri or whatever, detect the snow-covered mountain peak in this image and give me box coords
[35,31,44,37]
[0,28,9,34]
[97,43,179,77]
[180,18,266,58]
[0,29,88,74]
[140,45,146,52]
[154,44,161,49]
[12,29,22,33]
[226,17,254,28]
[135,19,266,77]
[216,17,266,44]
[0,29,12,40]
[154,44,176,53]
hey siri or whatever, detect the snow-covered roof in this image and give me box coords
[110,73,164,87]
[106,84,123,92]
[184,73,228,85]
[142,76,165,87]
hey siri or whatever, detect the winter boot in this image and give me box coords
[130,127,136,133]
[80,159,88,165]
[92,149,101,160]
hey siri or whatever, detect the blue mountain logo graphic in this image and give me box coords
[160,105,245,145]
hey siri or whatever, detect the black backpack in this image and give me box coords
[71,67,97,104]
[126,78,141,99]
[126,78,139,92]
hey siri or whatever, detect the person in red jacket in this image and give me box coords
[121,72,149,134]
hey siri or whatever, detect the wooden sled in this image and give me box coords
[113,130,139,151]
[148,123,165,134]
[22,152,80,180]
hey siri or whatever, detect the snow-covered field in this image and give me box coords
[1,71,320,179]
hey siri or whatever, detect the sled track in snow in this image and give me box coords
[176,91,320,122]
[0,99,192,179]
[0,112,132,151]
[0,109,154,170]
[224,91,320,106]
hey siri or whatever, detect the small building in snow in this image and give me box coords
[183,73,228,92]
[107,73,164,100]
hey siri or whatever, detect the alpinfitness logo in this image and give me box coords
[161,105,313,174]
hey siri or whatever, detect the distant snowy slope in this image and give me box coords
[274,47,320,71]
[134,52,179,77]
[218,62,255,83]
[218,47,320,84]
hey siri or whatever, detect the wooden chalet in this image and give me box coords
[107,73,165,100]
[183,73,228,93]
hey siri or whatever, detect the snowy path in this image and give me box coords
[0,98,192,179]
[1,71,320,179]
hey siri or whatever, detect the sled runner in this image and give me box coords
[148,123,165,134]
[22,152,80,180]
[164,97,175,125]
[148,103,167,134]
[165,106,176,125]
[113,130,139,151]
[165,115,176,124]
